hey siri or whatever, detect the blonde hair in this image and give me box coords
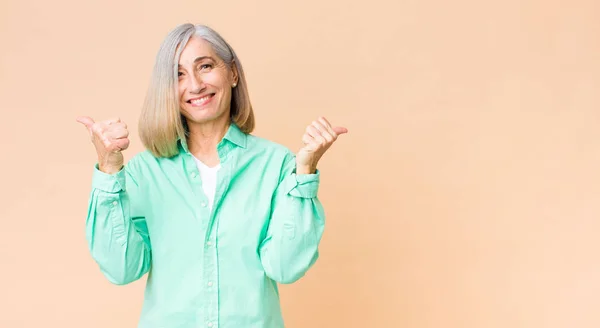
[139,23,255,158]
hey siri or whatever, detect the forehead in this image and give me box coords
[178,36,218,65]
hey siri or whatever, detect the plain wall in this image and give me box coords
[1,0,600,327]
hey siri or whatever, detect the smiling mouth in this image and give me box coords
[187,94,215,106]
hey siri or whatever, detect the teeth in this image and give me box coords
[191,95,210,104]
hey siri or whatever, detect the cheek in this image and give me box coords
[207,72,229,89]
[178,84,185,100]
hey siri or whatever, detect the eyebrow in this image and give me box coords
[178,56,215,68]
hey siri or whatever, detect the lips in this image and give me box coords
[187,94,215,107]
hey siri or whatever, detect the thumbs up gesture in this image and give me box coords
[295,117,348,175]
[76,116,130,174]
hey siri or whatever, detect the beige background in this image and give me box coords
[1,0,600,327]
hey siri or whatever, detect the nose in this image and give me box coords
[188,72,205,94]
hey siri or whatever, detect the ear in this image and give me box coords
[230,60,239,85]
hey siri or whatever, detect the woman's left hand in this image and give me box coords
[296,117,348,175]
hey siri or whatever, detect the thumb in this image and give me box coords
[333,126,348,135]
[76,116,95,130]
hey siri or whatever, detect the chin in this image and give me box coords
[183,108,227,125]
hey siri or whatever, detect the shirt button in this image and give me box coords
[112,201,118,206]
[206,241,212,246]
[208,323,213,327]
[191,172,197,178]
[207,281,213,287]
[201,202,207,207]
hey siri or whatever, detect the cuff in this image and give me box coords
[281,169,320,199]
[92,164,126,193]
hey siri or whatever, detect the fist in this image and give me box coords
[296,117,348,174]
[77,116,130,173]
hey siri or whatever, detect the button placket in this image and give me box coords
[203,234,219,327]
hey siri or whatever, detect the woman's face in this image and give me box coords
[178,36,237,126]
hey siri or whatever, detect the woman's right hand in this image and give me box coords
[77,116,130,174]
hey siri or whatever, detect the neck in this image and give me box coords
[186,116,230,167]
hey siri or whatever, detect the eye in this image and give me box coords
[200,64,213,70]
[178,71,184,77]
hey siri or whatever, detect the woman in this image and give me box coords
[76,23,347,327]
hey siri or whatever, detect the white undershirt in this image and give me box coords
[192,156,221,211]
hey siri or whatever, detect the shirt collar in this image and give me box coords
[222,122,247,149]
[178,122,247,154]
